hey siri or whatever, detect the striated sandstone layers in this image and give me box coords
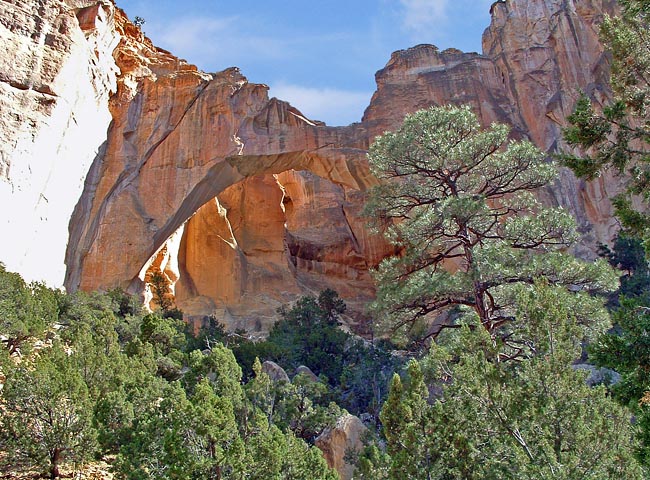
[1,0,621,330]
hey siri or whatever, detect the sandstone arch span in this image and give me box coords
[152,148,377,264]
[63,61,379,293]
[139,155,389,331]
[62,60,393,329]
[66,146,379,290]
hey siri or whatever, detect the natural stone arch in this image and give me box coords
[151,147,375,264]
[132,147,384,330]
[65,146,377,304]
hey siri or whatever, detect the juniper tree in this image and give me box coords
[359,282,643,479]
[1,344,98,479]
[0,263,58,356]
[364,105,617,348]
[561,2,650,464]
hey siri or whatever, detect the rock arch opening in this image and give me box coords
[69,148,391,332]
[141,161,393,331]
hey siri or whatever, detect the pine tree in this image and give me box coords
[365,105,617,347]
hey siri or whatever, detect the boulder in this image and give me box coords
[573,364,622,387]
[316,413,367,480]
[294,365,319,383]
[261,360,289,383]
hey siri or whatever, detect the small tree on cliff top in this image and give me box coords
[364,105,617,348]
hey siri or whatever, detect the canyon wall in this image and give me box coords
[0,0,118,285]
[0,0,621,331]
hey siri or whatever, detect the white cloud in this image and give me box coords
[399,0,449,37]
[268,84,372,126]
[143,15,290,70]
[154,17,233,54]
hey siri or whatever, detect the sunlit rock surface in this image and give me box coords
[0,0,118,284]
[316,413,368,480]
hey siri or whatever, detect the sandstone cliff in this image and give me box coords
[0,0,118,285]
[0,0,621,331]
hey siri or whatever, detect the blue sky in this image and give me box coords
[116,0,494,126]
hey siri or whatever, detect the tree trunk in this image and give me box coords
[50,448,61,479]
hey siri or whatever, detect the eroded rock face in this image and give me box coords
[483,0,621,255]
[362,44,525,135]
[0,0,118,284]
[62,7,384,329]
[1,0,624,331]
[172,169,388,329]
[483,0,616,151]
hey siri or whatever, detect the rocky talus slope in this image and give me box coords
[1,0,619,330]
